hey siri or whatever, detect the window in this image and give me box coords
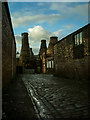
[49,61,51,68]
[74,32,83,46]
[73,32,84,59]
[47,61,52,68]
[80,32,83,44]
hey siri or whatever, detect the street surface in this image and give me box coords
[21,74,88,119]
[2,75,37,120]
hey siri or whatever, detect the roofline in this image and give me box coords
[55,23,90,45]
[50,36,58,38]
[22,32,28,36]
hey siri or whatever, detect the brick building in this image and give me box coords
[39,40,47,59]
[18,33,39,73]
[34,55,42,73]
[39,40,47,73]
[2,2,16,87]
[46,36,58,73]
[54,24,90,80]
[39,37,58,73]
[19,33,31,69]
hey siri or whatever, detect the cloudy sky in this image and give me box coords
[8,1,88,55]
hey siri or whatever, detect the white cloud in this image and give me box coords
[32,48,40,55]
[15,35,22,53]
[50,3,88,17]
[28,25,53,53]
[53,24,76,40]
[63,24,75,32]
[37,2,44,6]
[53,29,64,39]
[11,2,88,29]
[12,14,63,28]
[15,35,22,44]
[15,24,77,55]
[15,25,53,55]
[28,26,52,42]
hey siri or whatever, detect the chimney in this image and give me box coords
[39,40,47,56]
[47,36,58,56]
[20,32,30,67]
[49,36,58,45]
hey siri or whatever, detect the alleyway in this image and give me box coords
[3,73,89,119]
[22,74,88,119]
[2,75,38,120]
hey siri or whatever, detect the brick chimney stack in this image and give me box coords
[39,40,47,59]
[49,36,58,45]
[47,36,58,55]
[20,32,30,68]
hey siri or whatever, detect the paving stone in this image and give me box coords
[22,74,89,118]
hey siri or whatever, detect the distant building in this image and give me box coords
[19,32,30,69]
[39,24,89,80]
[46,36,58,73]
[34,55,42,73]
[17,33,36,73]
[39,36,58,73]
[39,40,47,73]
[39,40,47,59]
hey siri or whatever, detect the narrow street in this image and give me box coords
[2,2,89,120]
[21,74,88,119]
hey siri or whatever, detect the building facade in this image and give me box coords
[46,36,58,73]
[18,33,39,73]
[54,24,90,80]
[39,36,58,73]
[2,2,16,87]
[39,40,47,73]
[34,55,42,73]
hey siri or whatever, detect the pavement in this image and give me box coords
[22,74,89,119]
[2,75,38,120]
[2,74,89,119]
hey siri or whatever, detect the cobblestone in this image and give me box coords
[21,74,89,119]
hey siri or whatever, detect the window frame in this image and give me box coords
[74,31,83,46]
[73,31,84,59]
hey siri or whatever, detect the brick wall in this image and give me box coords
[46,36,58,73]
[54,24,89,80]
[2,2,16,87]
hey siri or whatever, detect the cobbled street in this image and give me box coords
[21,74,88,119]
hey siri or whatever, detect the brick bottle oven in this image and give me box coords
[39,40,47,59]
[20,32,30,69]
[46,36,58,73]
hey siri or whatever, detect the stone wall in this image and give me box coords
[2,2,16,87]
[54,24,89,80]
